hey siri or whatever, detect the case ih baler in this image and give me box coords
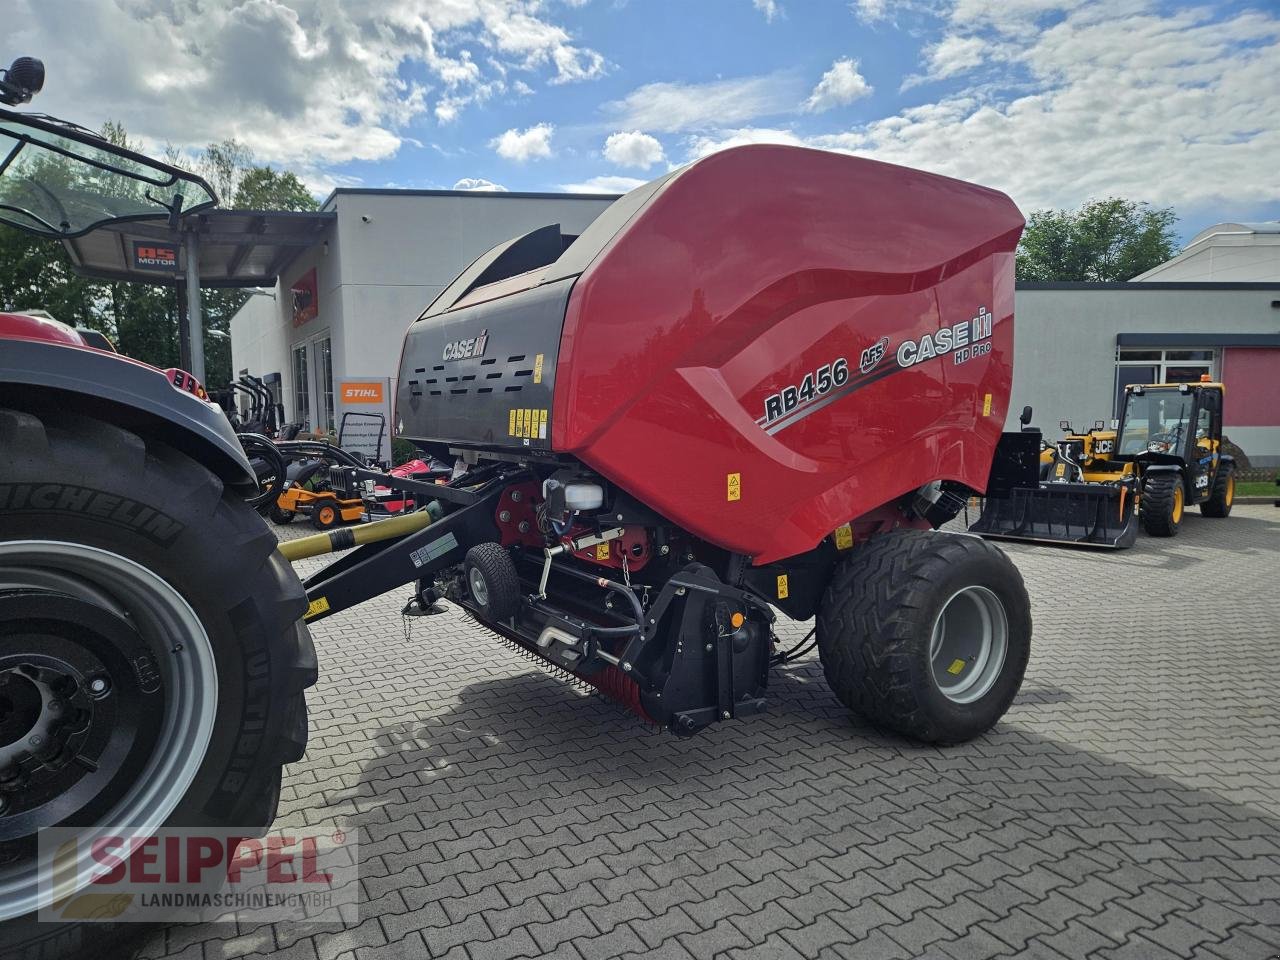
[0,79,1033,956]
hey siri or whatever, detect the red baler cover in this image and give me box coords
[552,145,1023,564]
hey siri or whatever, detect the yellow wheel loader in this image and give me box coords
[971,380,1234,548]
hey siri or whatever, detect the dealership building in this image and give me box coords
[230,197,1280,465]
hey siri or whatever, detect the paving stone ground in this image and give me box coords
[143,504,1280,960]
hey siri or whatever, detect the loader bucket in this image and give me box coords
[969,481,1138,549]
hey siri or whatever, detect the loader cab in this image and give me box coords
[1115,383,1224,465]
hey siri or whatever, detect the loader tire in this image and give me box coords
[816,530,1031,745]
[1200,464,1234,518]
[0,405,316,960]
[1140,472,1184,536]
[465,542,521,622]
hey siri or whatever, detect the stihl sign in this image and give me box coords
[340,382,384,403]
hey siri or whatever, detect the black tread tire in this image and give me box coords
[816,530,1031,745]
[1140,472,1183,536]
[1200,463,1234,518]
[310,500,341,530]
[269,502,296,525]
[465,542,521,622]
[0,405,316,960]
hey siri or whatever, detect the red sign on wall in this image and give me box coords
[291,267,318,327]
[132,240,178,271]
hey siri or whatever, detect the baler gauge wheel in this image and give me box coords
[464,543,521,622]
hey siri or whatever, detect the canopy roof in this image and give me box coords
[62,209,333,288]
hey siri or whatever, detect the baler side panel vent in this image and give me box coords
[397,276,574,452]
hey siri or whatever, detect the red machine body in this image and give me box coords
[551,146,1023,563]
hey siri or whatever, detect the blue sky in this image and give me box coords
[14,0,1280,244]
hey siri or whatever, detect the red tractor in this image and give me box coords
[0,57,1034,958]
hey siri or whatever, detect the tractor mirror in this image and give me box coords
[1019,405,1032,426]
[1094,420,1105,430]
[1059,419,1071,432]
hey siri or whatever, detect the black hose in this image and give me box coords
[771,626,817,665]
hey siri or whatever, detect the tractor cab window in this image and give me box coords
[1117,389,1195,456]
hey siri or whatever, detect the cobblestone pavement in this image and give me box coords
[143,505,1280,960]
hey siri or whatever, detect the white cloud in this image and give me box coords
[5,0,605,169]
[851,0,888,22]
[452,177,509,192]
[561,175,647,194]
[803,59,873,112]
[685,127,807,160]
[753,0,782,22]
[695,2,1280,214]
[490,123,555,162]
[603,73,805,133]
[602,131,666,169]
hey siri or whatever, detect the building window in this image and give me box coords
[292,343,310,428]
[1114,347,1217,417]
[316,336,335,435]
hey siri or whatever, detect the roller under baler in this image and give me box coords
[298,145,1036,743]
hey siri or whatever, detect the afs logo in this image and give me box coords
[859,336,889,375]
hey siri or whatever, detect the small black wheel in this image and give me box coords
[1200,464,1234,518]
[1140,473,1184,536]
[269,503,296,525]
[816,529,1031,744]
[310,501,340,530]
[464,542,521,622]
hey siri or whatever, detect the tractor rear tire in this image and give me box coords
[0,405,316,960]
[816,529,1031,745]
[269,503,296,525]
[1200,464,1234,518]
[465,542,521,622]
[1141,473,1184,536]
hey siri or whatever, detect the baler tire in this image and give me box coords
[0,405,316,960]
[1140,473,1183,536]
[1200,464,1234,518]
[465,542,521,622]
[269,503,296,525]
[816,529,1031,745]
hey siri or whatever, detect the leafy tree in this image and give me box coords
[235,167,319,212]
[1016,198,1179,282]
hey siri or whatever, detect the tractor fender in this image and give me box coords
[0,339,257,494]
[1141,464,1183,475]
[1218,454,1235,467]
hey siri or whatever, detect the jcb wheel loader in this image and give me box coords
[971,380,1234,546]
[0,61,1035,958]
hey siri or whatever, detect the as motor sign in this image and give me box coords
[132,240,178,272]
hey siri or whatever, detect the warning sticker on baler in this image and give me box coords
[776,574,789,599]
[409,532,459,569]
[727,472,741,501]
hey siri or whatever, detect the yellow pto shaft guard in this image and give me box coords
[278,504,441,562]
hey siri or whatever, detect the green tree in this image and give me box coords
[1016,198,1179,282]
[234,167,319,211]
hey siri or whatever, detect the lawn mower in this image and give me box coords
[0,69,1036,959]
[971,379,1234,547]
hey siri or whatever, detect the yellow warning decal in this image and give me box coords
[947,658,966,675]
[508,408,549,439]
[533,353,544,384]
[596,542,610,560]
[776,574,789,599]
[834,524,854,550]
[538,408,548,439]
[982,393,993,417]
[304,597,330,621]
[509,409,517,436]
[1055,463,1066,477]
[727,472,741,502]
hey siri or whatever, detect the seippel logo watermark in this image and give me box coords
[37,826,359,925]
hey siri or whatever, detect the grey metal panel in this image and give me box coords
[397,277,574,452]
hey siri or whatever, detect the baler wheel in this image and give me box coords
[816,529,1030,744]
[465,542,521,622]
